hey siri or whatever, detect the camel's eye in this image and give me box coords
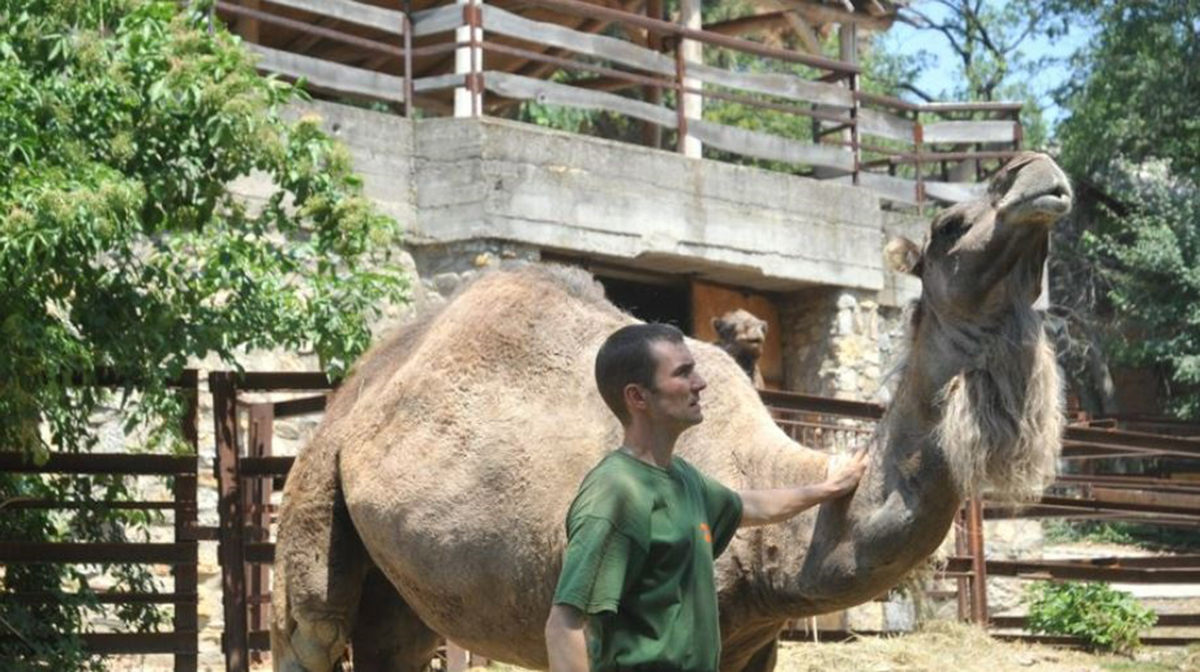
[932,213,966,239]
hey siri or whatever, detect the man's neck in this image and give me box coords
[621,422,680,469]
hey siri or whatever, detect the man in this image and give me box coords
[545,323,868,671]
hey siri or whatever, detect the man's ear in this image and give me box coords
[623,383,648,413]
[884,237,923,276]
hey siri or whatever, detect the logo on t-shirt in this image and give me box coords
[699,522,712,544]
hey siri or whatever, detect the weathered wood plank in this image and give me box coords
[480,5,675,76]
[688,119,855,172]
[248,45,405,103]
[924,180,986,203]
[685,61,854,108]
[923,120,1017,144]
[263,0,405,33]
[858,107,914,143]
[482,71,678,129]
[411,3,464,37]
[858,171,918,204]
[414,73,466,92]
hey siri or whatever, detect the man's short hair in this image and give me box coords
[595,323,685,425]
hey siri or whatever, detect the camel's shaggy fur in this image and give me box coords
[935,326,1063,501]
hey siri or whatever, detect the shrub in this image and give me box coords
[1025,581,1156,653]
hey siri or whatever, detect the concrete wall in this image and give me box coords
[278,101,916,299]
[412,116,889,293]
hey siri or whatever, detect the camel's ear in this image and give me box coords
[885,237,923,276]
[712,317,732,339]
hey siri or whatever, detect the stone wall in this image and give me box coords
[779,287,909,402]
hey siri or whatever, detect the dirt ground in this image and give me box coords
[106,621,1198,671]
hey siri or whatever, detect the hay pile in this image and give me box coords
[776,620,1195,671]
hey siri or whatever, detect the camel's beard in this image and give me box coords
[935,329,1064,502]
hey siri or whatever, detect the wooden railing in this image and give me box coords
[214,0,1023,210]
[0,372,201,671]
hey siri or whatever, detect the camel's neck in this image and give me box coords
[756,300,1060,617]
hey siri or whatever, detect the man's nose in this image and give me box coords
[693,374,707,392]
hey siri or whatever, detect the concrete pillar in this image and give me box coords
[454,0,483,117]
[679,0,702,157]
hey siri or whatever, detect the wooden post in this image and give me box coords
[212,372,248,672]
[840,23,859,186]
[967,498,989,625]
[446,642,470,672]
[678,0,702,157]
[642,0,663,149]
[233,0,260,43]
[174,372,200,672]
[245,403,274,661]
[454,0,483,117]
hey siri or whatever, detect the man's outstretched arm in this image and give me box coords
[737,450,867,528]
[545,604,588,672]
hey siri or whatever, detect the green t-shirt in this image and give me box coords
[552,450,743,671]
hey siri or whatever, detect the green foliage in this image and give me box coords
[0,1,407,666]
[1082,166,1200,418]
[1044,518,1200,552]
[1045,2,1200,417]
[1025,581,1156,653]
[1042,519,1135,546]
[1053,1,1200,180]
[0,0,407,459]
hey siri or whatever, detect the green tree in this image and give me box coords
[0,1,406,667]
[899,0,1052,146]
[1047,0,1200,418]
[1053,0,1200,180]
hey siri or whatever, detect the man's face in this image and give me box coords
[642,340,708,430]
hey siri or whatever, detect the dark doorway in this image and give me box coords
[597,274,692,335]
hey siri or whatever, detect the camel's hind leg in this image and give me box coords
[271,435,372,671]
[349,568,440,671]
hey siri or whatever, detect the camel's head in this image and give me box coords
[884,153,1070,501]
[885,152,1072,320]
[712,309,768,358]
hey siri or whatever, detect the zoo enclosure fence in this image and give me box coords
[0,371,202,671]
[211,0,1023,211]
[6,371,1199,672]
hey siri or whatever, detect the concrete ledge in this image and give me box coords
[412,117,887,292]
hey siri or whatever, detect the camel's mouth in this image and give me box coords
[1006,184,1072,220]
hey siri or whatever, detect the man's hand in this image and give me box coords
[738,450,869,528]
[824,449,868,497]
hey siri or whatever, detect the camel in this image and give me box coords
[271,152,1072,671]
[712,309,768,387]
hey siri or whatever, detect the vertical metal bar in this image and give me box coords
[913,114,924,215]
[849,72,860,186]
[212,371,248,672]
[174,372,200,672]
[953,505,970,622]
[968,498,989,625]
[403,9,414,118]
